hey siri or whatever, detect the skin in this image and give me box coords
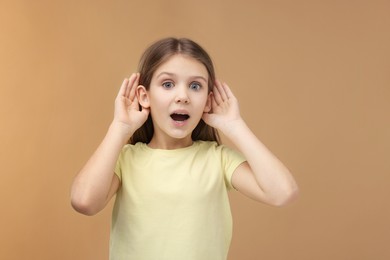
[70,54,298,216]
[137,54,212,149]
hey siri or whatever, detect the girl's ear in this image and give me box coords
[203,92,212,113]
[136,85,150,108]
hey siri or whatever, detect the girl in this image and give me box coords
[71,37,298,260]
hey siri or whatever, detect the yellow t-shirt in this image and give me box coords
[111,141,246,260]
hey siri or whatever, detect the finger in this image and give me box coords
[130,95,140,110]
[117,78,129,99]
[125,73,137,99]
[202,112,210,124]
[129,73,139,101]
[212,80,223,105]
[141,106,150,117]
[216,80,229,101]
[210,92,218,111]
[221,82,234,99]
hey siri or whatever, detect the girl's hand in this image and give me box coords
[113,73,149,134]
[202,80,243,134]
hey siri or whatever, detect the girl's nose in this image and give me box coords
[175,87,190,104]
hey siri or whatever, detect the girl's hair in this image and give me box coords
[130,37,220,145]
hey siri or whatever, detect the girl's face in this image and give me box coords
[138,54,211,148]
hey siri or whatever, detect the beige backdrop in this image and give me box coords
[1,0,389,259]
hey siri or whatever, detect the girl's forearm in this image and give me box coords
[70,122,132,215]
[222,119,298,205]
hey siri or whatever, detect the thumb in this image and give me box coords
[141,106,150,116]
[202,112,213,126]
[130,95,140,110]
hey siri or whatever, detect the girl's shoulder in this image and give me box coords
[118,142,148,158]
[123,142,147,150]
[195,140,237,155]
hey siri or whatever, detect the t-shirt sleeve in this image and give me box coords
[220,145,246,191]
[114,145,130,182]
[114,159,122,181]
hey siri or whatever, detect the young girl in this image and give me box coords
[71,37,298,260]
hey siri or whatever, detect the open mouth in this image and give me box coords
[170,113,190,121]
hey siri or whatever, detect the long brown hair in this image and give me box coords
[129,37,220,145]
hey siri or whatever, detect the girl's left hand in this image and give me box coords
[202,80,243,133]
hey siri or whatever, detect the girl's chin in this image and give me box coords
[153,118,200,140]
[166,126,197,140]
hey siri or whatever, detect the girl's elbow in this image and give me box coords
[273,185,299,207]
[70,195,100,216]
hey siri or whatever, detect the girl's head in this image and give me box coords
[130,37,220,145]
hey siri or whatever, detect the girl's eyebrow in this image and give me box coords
[156,72,207,83]
[156,72,176,79]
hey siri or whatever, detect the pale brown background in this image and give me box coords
[1,0,389,259]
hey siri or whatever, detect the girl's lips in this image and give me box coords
[172,119,188,127]
[170,110,190,127]
[170,113,190,121]
[170,109,190,121]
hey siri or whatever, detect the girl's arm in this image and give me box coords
[70,73,149,215]
[203,81,298,206]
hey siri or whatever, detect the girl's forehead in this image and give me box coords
[154,54,208,78]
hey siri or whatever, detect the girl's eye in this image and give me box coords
[162,82,174,89]
[190,82,201,91]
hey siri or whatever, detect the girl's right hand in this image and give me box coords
[113,73,150,135]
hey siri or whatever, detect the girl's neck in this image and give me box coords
[147,135,193,150]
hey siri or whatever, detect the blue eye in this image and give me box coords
[162,81,174,89]
[190,82,201,91]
